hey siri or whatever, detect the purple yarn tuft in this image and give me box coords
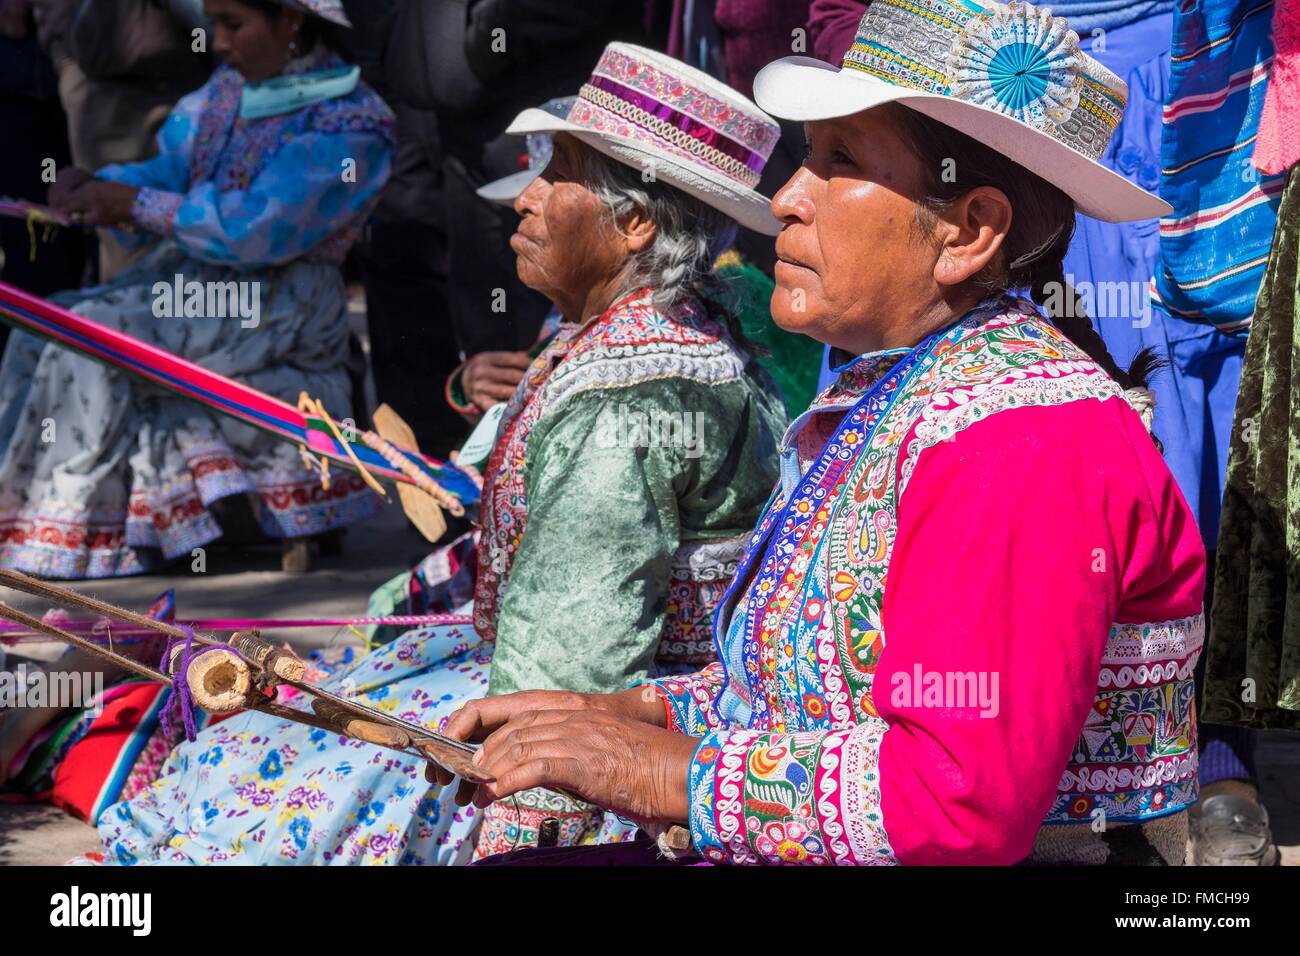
[161,626,202,742]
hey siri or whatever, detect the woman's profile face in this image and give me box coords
[511,134,633,308]
[770,107,940,355]
[204,0,304,83]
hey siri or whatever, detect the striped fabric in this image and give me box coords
[3,591,174,815]
[0,280,479,507]
[0,199,72,227]
[1155,0,1283,335]
[49,682,173,825]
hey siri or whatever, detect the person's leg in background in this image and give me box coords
[1192,549,1278,865]
[0,27,88,356]
[1161,328,1275,865]
[1180,316,1280,866]
[358,106,467,460]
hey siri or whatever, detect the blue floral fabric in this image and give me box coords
[99,622,492,865]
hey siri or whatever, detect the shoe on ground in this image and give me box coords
[1188,792,1280,866]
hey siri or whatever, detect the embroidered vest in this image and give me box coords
[710,298,1201,827]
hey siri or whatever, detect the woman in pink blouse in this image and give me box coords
[430,0,1207,866]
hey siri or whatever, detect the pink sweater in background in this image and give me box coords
[808,0,867,63]
[713,0,813,98]
[1254,0,1300,175]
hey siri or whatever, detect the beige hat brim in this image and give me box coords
[506,107,783,236]
[753,56,1171,224]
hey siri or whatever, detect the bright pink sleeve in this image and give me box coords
[684,396,1205,865]
[874,398,1205,864]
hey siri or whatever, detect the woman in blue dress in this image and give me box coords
[0,0,393,579]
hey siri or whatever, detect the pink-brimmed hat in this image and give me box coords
[505,43,783,235]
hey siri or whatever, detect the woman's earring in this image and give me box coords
[285,24,300,64]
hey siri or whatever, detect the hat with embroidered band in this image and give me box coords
[477,97,577,206]
[752,0,1170,223]
[505,43,783,236]
[279,0,350,27]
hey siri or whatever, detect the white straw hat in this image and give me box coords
[505,42,783,235]
[752,0,1171,223]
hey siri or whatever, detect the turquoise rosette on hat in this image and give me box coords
[947,1,1084,130]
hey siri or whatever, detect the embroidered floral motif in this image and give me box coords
[660,537,748,664]
[192,58,394,191]
[472,786,637,858]
[178,54,393,265]
[657,661,727,735]
[130,189,183,237]
[1050,616,1202,822]
[590,46,780,159]
[838,0,1126,162]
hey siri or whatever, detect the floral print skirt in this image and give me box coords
[99,619,492,865]
[97,615,641,864]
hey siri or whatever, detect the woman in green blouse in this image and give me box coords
[99,45,789,865]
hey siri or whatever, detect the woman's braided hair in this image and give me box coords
[887,103,1161,393]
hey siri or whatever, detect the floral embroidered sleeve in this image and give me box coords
[685,399,1206,865]
[645,662,727,734]
[115,127,391,267]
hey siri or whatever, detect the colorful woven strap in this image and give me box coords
[0,279,479,506]
[0,613,474,642]
[0,198,73,227]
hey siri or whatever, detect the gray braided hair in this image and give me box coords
[579,147,740,315]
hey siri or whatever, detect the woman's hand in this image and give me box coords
[47,167,93,210]
[55,180,138,227]
[459,350,534,413]
[431,685,670,795]
[470,707,698,825]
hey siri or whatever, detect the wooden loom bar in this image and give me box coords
[0,569,222,647]
[0,569,493,784]
[0,601,171,683]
